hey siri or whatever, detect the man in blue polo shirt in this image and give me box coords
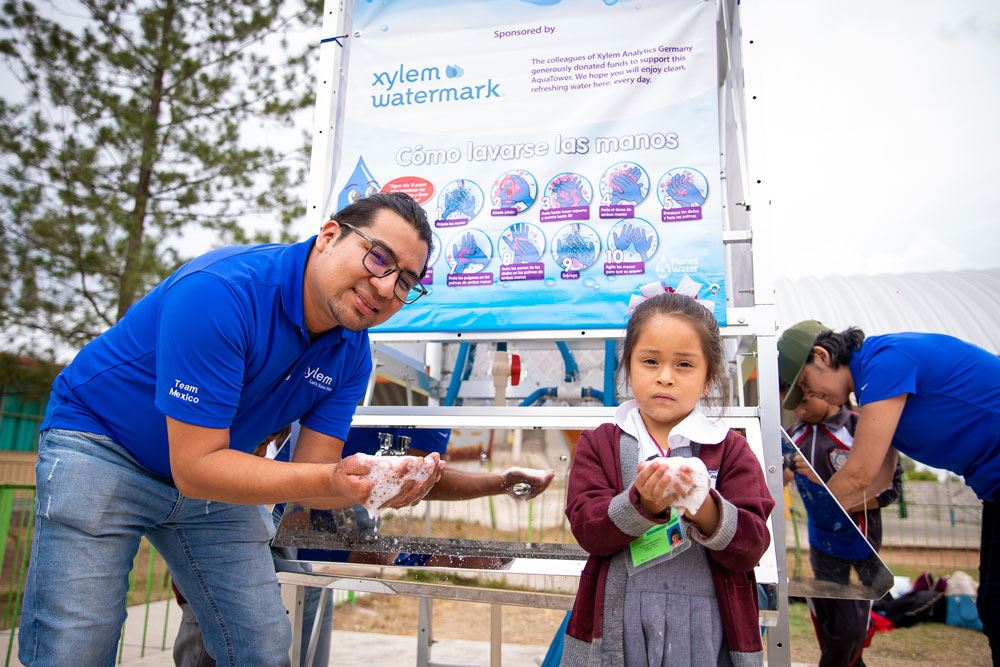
[778,321,1000,660]
[19,192,445,666]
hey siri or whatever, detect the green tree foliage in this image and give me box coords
[0,0,323,357]
[900,454,940,481]
[0,351,63,401]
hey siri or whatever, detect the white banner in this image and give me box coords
[332,0,727,332]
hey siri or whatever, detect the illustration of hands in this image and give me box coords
[442,186,477,219]
[666,172,706,207]
[611,224,654,261]
[452,232,487,274]
[508,222,541,264]
[610,166,644,205]
[555,230,596,269]
[629,225,654,261]
[551,174,584,207]
[499,174,533,208]
[612,223,635,252]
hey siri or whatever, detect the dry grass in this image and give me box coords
[332,595,991,665]
[787,599,990,666]
[332,593,567,646]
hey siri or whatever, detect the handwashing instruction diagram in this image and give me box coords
[333,0,727,332]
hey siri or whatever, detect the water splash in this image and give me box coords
[512,482,531,497]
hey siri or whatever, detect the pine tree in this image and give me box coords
[0,0,323,357]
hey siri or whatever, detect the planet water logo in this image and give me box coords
[369,62,501,109]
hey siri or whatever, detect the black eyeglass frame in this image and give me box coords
[338,221,429,304]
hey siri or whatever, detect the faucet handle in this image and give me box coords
[375,432,394,457]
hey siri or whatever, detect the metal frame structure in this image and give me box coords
[284,0,791,664]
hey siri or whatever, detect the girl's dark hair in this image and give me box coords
[809,327,865,368]
[332,192,433,274]
[619,293,726,401]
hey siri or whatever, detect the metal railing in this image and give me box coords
[0,484,177,665]
[0,484,365,666]
[784,480,983,576]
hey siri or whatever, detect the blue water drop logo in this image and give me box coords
[445,65,464,79]
[336,156,379,213]
[603,0,618,5]
[380,24,389,32]
[544,277,557,287]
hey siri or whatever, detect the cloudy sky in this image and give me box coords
[8,1,998,283]
[758,1,1000,279]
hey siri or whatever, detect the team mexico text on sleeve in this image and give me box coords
[154,272,251,428]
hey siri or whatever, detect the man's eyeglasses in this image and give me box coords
[339,222,428,304]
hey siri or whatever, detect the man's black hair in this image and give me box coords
[331,192,433,274]
[809,327,866,369]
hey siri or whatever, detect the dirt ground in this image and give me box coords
[333,590,991,666]
[786,600,990,667]
[333,593,567,646]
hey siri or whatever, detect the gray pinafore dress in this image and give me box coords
[616,439,732,667]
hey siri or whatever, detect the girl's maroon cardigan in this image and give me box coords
[564,422,775,657]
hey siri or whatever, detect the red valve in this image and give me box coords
[510,354,521,386]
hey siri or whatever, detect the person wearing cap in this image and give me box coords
[777,320,1000,659]
[19,192,447,666]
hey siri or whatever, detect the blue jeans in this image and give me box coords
[19,429,291,666]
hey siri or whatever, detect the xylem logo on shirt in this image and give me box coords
[370,63,501,109]
[169,379,201,404]
[305,366,334,391]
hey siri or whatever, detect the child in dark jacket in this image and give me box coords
[562,293,774,666]
[784,395,903,667]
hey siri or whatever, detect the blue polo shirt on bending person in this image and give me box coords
[41,237,372,478]
[849,332,1000,501]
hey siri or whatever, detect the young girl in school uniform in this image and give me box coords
[561,293,774,667]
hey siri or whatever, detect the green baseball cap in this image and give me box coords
[777,320,828,410]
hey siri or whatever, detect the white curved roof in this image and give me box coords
[775,268,1000,354]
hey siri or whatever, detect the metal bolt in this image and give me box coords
[767,465,777,473]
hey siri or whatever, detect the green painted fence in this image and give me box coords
[0,395,45,453]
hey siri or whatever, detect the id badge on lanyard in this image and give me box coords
[626,508,691,575]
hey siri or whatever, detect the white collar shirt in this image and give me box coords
[614,399,728,461]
